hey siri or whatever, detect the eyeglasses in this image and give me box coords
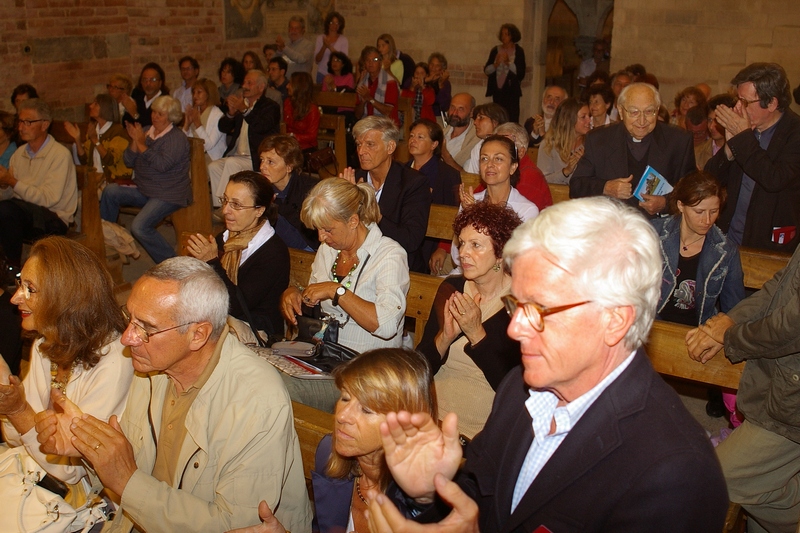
[501,294,591,332]
[121,306,196,343]
[621,107,658,119]
[19,119,45,127]
[217,197,261,211]
[738,97,761,109]
[15,274,37,300]
[367,57,381,63]
[106,84,126,91]
[142,77,161,83]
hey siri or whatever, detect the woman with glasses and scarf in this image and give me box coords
[186,170,288,338]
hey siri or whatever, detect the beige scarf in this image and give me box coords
[220,220,265,284]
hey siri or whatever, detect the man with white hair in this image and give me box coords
[524,85,567,146]
[36,257,312,533]
[367,197,728,532]
[570,82,695,217]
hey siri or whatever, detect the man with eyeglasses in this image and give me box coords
[355,46,399,125]
[0,98,77,271]
[704,62,800,253]
[122,63,168,129]
[570,82,695,218]
[36,257,312,533]
[106,73,134,119]
[367,197,727,532]
[172,56,200,111]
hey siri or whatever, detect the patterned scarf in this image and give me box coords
[220,220,265,285]
[359,69,390,117]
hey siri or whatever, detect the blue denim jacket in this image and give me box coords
[652,215,745,324]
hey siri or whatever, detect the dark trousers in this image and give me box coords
[0,198,68,266]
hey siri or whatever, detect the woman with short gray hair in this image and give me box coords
[100,94,191,263]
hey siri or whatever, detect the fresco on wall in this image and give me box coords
[226,0,333,40]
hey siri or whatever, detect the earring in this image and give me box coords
[492,263,501,272]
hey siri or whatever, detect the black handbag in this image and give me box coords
[305,146,339,176]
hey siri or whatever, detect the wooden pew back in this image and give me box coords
[317,114,347,178]
[292,401,334,482]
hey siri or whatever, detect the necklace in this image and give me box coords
[680,235,704,252]
[331,250,359,287]
[355,476,368,505]
[50,362,75,394]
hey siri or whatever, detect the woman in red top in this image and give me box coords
[401,62,436,122]
[283,72,320,153]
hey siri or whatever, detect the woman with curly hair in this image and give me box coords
[417,201,522,438]
[217,57,246,114]
[283,71,320,153]
[314,11,349,84]
[537,97,591,185]
[671,85,707,129]
[484,23,526,122]
[0,237,133,509]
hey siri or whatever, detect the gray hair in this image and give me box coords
[246,69,269,91]
[494,122,529,155]
[18,98,52,122]
[352,115,401,145]
[143,257,229,340]
[289,15,305,30]
[503,197,661,350]
[150,95,184,125]
[617,82,661,112]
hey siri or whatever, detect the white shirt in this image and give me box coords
[186,106,227,161]
[172,81,194,111]
[464,140,484,174]
[445,119,473,157]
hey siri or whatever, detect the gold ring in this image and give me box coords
[95,444,101,450]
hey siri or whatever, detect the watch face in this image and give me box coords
[337,286,346,295]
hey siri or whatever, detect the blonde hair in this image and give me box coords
[301,178,380,229]
[326,348,437,489]
[543,98,584,163]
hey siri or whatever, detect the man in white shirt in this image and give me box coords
[275,16,314,76]
[369,197,728,532]
[441,93,480,171]
[172,56,199,111]
[524,85,567,146]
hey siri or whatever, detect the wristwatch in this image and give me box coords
[332,285,347,306]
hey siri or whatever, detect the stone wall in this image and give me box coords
[611,0,800,113]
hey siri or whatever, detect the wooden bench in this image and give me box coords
[313,89,358,111]
[460,171,481,191]
[740,246,791,290]
[292,400,334,483]
[548,183,570,204]
[317,113,347,178]
[288,248,442,347]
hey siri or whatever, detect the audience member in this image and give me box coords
[348,116,431,272]
[276,16,314,76]
[524,85,567,146]
[377,34,404,86]
[609,69,633,120]
[538,98,591,185]
[65,93,132,184]
[355,45,399,124]
[705,62,800,252]
[495,121,552,210]
[283,71,320,153]
[587,83,615,129]
[182,78,226,163]
[570,82,696,218]
[0,99,77,269]
[577,39,608,90]
[696,82,712,101]
[259,135,319,251]
[40,257,312,532]
[625,63,647,81]
[418,202,522,438]
[321,51,355,94]
[262,43,277,63]
[463,103,509,174]
[102,95,190,263]
[211,69,281,212]
[671,85,707,130]
[1,237,133,525]
[687,207,800,533]
[280,178,410,410]
[652,171,745,424]
[441,93,480,171]
[229,348,437,533]
[122,62,168,128]
[426,52,452,124]
[371,196,728,533]
[685,104,711,168]
[217,57,245,114]
[241,50,263,73]
[0,112,17,168]
[401,62,436,122]
[698,93,737,171]
[106,73,134,119]
[187,170,288,337]
[314,11,348,84]
[484,23,526,122]
[10,84,38,112]
[267,56,289,100]
[172,55,200,110]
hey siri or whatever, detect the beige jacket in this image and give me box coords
[104,327,312,533]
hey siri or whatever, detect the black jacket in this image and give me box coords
[218,94,281,171]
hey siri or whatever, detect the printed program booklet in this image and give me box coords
[633,165,673,201]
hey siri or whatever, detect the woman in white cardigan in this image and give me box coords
[183,78,226,162]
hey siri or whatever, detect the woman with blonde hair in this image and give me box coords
[280,178,409,411]
[537,97,591,185]
[183,78,226,162]
[1,237,133,526]
[376,33,403,83]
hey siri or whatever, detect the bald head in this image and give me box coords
[448,93,476,128]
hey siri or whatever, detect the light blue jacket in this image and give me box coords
[653,215,745,324]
